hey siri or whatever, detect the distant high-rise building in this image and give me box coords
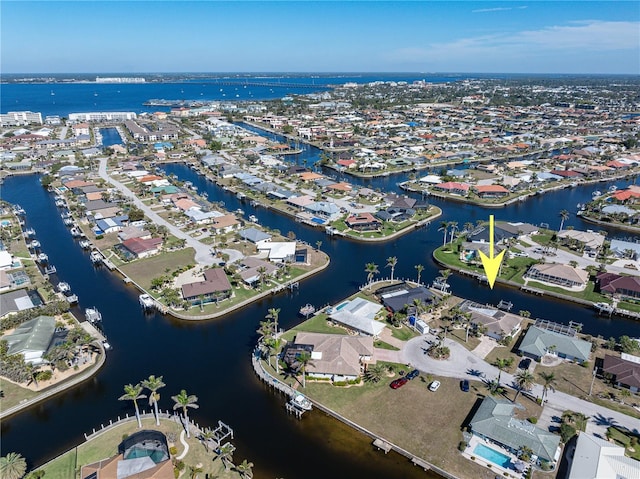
[0,111,43,126]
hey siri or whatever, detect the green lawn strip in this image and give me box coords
[35,449,76,479]
[0,379,38,411]
[303,374,495,479]
[618,301,640,313]
[590,397,640,420]
[390,325,419,341]
[524,280,609,303]
[118,248,196,290]
[374,340,400,351]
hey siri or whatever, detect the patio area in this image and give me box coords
[462,435,530,479]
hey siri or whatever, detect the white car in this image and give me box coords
[429,380,441,392]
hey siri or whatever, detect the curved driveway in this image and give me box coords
[98,158,219,266]
[402,334,639,436]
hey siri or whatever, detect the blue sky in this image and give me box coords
[2,1,639,74]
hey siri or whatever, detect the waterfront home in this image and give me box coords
[0,288,42,318]
[287,332,374,382]
[525,263,589,290]
[460,241,507,264]
[211,214,240,234]
[609,239,640,261]
[567,433,640,479]
[117,225,152,242]
[81,430,173,479]
[432,181,470,196]
[0,250,14,270]
[238,227,272,247]
[121,237,163,259]
[602,353,640,393]
[473,184,510,199]
[237,257,278,286]
[257,241,296,263]
[458,300,523,341]
[328,297,385,337]
[557,229,605,255]
[376,282,434,313]
[304,201,341,221]
[181,268,232,304]
[345,213,382,232]
[517,325,591,364]
[469,396,561,468]
[2,315,55,365]
[184,207,222,225]
[94,216,128,235]
[596,272,640,300]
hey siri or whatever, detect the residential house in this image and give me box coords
[257,242,296,263]
[376,283,434,313]
[473,184,510,198]
[602,353,640,393]
[181,268,232,304]
[121,237,163,259]
[95,216,128,235]
[517,325,591,364]
[118,225,151,242]
[557,229,605,255]
[289,332,375,382]
[525,263,589,290]
[459,300,523,341]
[238,227,272,248]
[596,272,640,300]
[469,396,561,467]
[328,297,385,337]
[609,239,640,261]
[567,432,640,479]
[211,214,240,234]
[0,289,42,318]
[237,257,278,286]
[2,315,57,365]
[432,181,470,196]
[345,213,381,232]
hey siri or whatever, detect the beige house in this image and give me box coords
[525,263,589,290]
[293,332,374,381]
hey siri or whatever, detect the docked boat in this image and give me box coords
[28,240,41,249]
[64,293,78,304]
[609,185,618,192]
[299,304,315,317]
[290,394,312,411]
[13,205,26,215]
[44,264,57,274]
[90,251,103,264]
[79,239,91,249]
[592,190,603,199]
[63,218,74,226]
[235,208,245,216]
[248,215,258,223]
[55,199,66,207]
[57,281,71,293]
[236,192,246,201]
[102,340,112,350]
[139,293,155,310]
[593,302,615,314]
[70,227,82,237]
[24,228,36,237]
[85,307,102,323]
[37,253,49,263]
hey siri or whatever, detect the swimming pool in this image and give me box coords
[473,443,512,468]
[0,220,11,227]
[335,301,349,311]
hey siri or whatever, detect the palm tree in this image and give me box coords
[315,240,322,251]
[257,266,267,288]
[494,358,513,385]
[448,221,458,243]
[539,371,557,402]
[0,452,27,479]
[297,351,314,388]
[188,464,204,479]
[414,264,424,285]
[364,262,379,289]
[141,375,165,426]
[199,427,216,453]
[438,221,449,246]
[172,389,199,438]
[464,222,474,235]
[513,369,535,402]
[266,308,280,338]
[236,459,254,479]
[386,256,398,281]
[256,318,274,339]
[364,363,386,383]
[559,209,570,231]
[218,442,235,471]
[119,383,147,429]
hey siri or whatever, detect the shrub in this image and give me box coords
[458,441,467,452]
[122,433,129,440]
[173,459,185,471]
[169,446,178,456]
[560,423,577,443]
[527,417,538,424]
[470,456,476,461]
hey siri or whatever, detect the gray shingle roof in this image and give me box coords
[518,326,591,362]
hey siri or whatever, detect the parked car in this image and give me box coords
[429,380,441,392]
[406,369,420,380]
[390,377,408,389]
[460,379,469,392]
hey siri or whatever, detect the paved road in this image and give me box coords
[402,334,639,436]
[98,158,221,266]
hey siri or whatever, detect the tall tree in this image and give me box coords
[559,209,570,231]
[494,358,513,385]
[539,371,557,402]
[172,389,199,438]
[218,443,235,471]
[266,308,280,338]
[0,452,27,479]
[364,262,379,289]
[448,221,458,243]
[141,375,166,426]
[414,264,424,285]
[438,221,449,246]
[119,383,147,429]
[297,351,314,388]
[513,370,535,402]
[386,256,398,281]
[236,459,254,479]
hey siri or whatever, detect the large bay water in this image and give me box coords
[2,76,640,477]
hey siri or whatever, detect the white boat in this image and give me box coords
[102,340,112,350]
[44,265,57,274]
[299,304,315,317]
[290,394,312,411]
[55,200,66,207]
[248,215,258,223]
[592,190,603,199]
[29,240,41,249]
[24,228,36,237]
[85,307,102,323]
[609,185,618,192]
[70,227,82,237]
[139,293,155,310]
[90,251,103,264]
[37,253,49,263]
[235,208,245,215]
[79,240,91,249]
[64,293,78,304]
[13,205,25,215]
[63,218,74,226]
[57,282,70,293]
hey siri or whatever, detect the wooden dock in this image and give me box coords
[373,438,392,453]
